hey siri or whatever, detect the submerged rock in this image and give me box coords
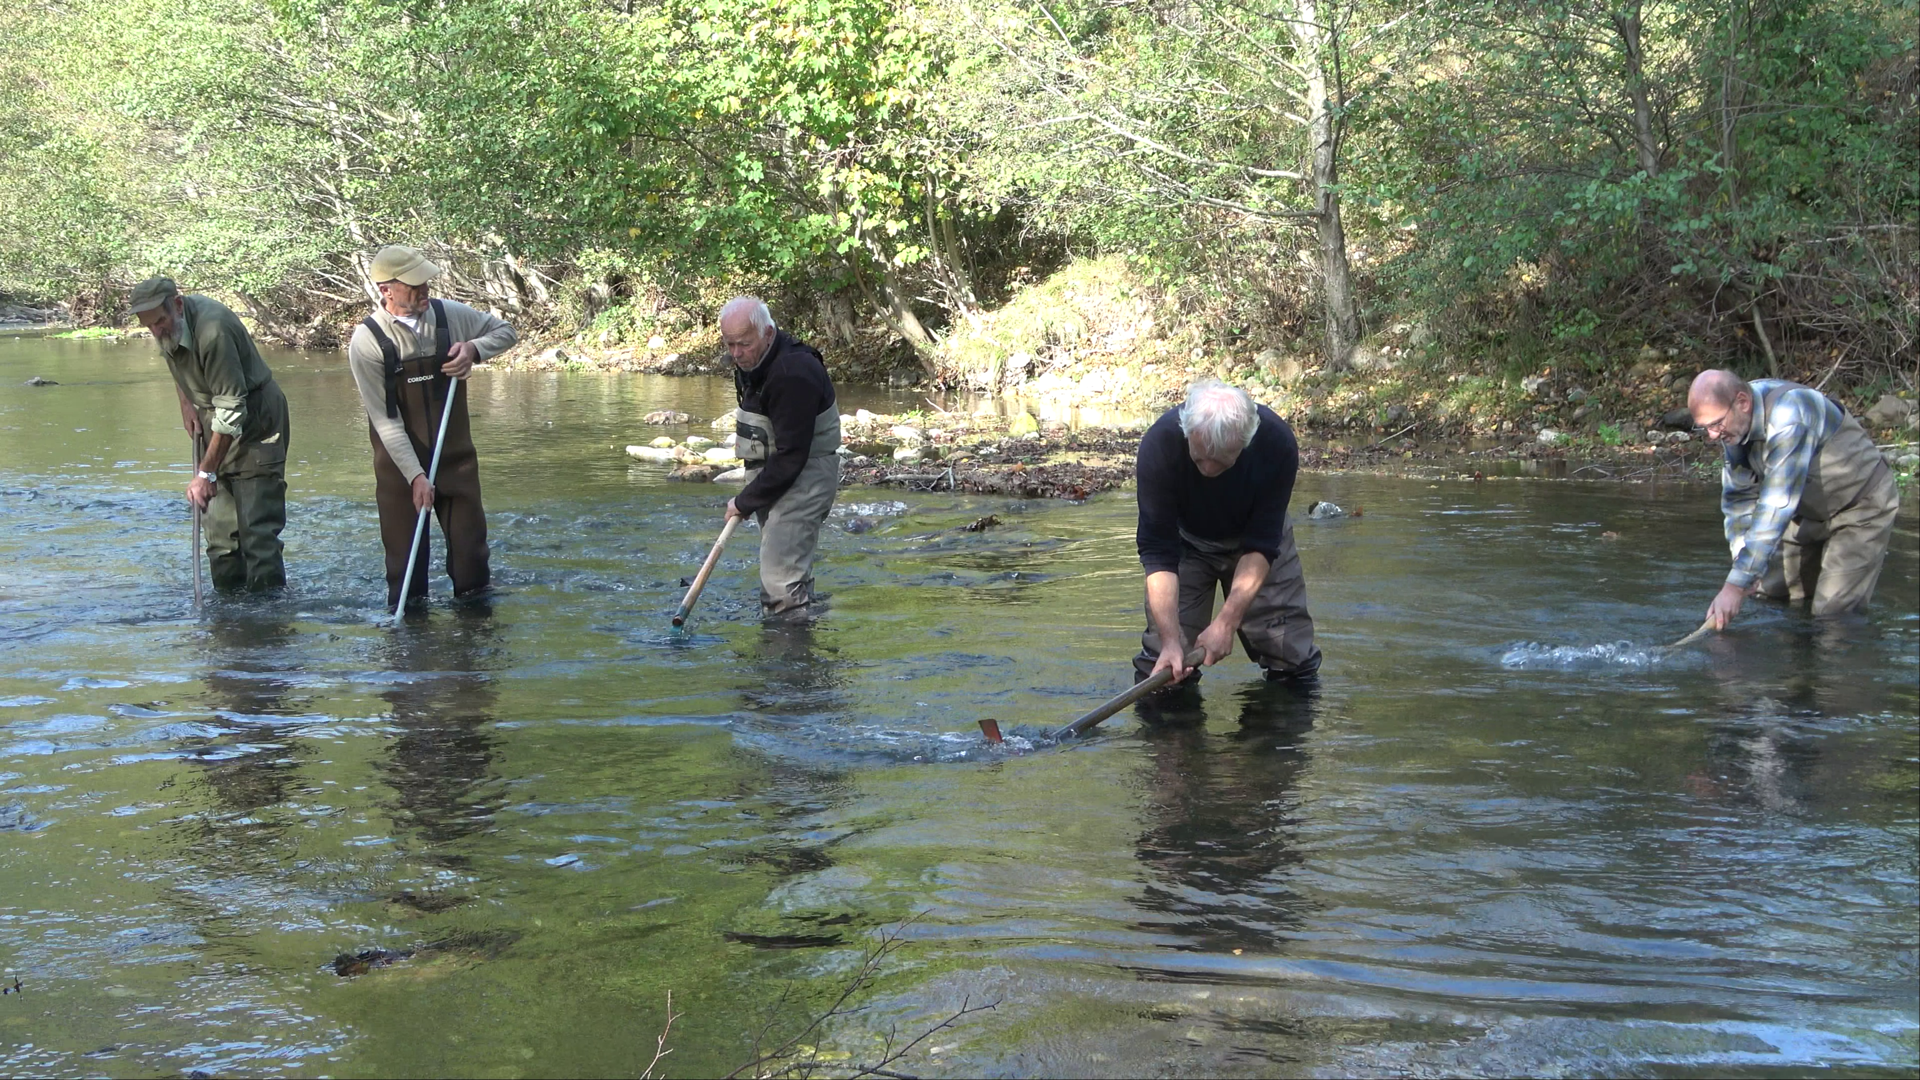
[24,376,56,386]
[626,445,680,462]
[643,410,690,424]
[1306,500,1344,519]
[332,947,414,977]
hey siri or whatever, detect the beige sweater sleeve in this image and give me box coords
[440,299,518,359]
[347,324,427,483]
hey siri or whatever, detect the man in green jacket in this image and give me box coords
[131,276,291,591]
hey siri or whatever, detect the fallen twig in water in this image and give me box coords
[879,468,954,492]
[722,912,998,1080]
[642,990,681,1078]
[1363,422,1418,450]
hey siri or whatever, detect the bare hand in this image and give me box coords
[1194,617,1237,666]
[725,497,744,522]
[411,474,435,512]
[1150,641,1192,683]
[1707,581,1746,630]
[187,475,214,511]
[441,340,479,379]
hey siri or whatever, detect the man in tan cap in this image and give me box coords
[130,276,291,592]
[347,245,517,609]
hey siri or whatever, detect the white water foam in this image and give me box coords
[1500,641,1669,669]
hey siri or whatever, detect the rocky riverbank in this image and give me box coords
[0,300,66,329]
[620,403,1920,500]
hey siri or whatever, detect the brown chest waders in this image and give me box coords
[363,300,490,607]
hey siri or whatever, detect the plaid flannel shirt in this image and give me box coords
[1722,379,1845,588]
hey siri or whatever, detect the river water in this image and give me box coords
[2,333,1916,1078]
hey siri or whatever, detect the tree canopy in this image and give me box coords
[2,0,1912,387]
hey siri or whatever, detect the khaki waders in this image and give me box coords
[1134,516,1321,682]
[202,381,291,591]
[363,301,490,608]
[1750,399,1899,616]
[736,404,841,613]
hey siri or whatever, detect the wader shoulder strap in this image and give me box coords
[362,316,403,419]
[430,298,451,357]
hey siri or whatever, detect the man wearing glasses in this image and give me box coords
[1687,369,1899,629]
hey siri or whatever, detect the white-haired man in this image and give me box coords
[1135,379,1320,686]
[719,296,841,614]
[346,245,517,609]
[1687,368,1898,628]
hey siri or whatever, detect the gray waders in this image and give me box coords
[1134,517,1321,682]
[735,404,841,613]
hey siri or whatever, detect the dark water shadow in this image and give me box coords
[1129,680,1321,955]
[376,611,508,864]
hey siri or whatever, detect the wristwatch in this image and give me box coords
[196,470,219,484]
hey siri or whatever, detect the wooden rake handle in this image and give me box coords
[672,515,742,627]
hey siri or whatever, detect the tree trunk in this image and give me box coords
[847,256,937,376]
[1612,2,1663,178]
[1296,0,1359,371]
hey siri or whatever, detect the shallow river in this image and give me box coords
[2,333,1916,1078]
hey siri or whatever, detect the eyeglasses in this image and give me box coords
[1694,408,1735,437]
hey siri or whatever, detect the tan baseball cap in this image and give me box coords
[128,276,180,313]
[369,245,442,286]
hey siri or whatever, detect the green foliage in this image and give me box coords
[1351,0,1917,378]
[0,0,1909,396]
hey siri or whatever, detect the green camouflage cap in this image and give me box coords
[128,276,180,313]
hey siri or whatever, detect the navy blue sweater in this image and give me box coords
[1135,404,1299,573]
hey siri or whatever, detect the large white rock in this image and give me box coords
[710,411,737,431]
[703,446,740,464]
[626,445,680,462]
[649,436,676,449]
[1865,394,1914,427]
[854,409,877,424]
[890,425,925,445]
[893,446,925,464]
[713,467,749,483]
[684,435,715,451]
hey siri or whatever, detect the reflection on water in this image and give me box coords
[1133,683,1319,955]
[378,616,504,855]
[0,334,1915,1078]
